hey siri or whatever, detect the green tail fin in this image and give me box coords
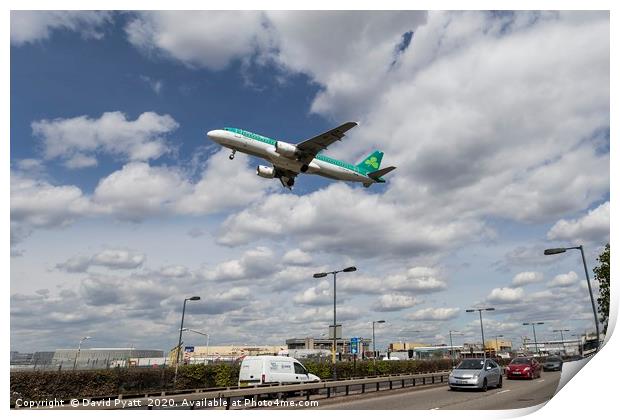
[356,150,384,173]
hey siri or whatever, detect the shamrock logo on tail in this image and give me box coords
[365,156,380,169]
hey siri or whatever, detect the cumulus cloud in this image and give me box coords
[547,201,610,244]
[407,307,460,321]
[293,281,332,306]
[125,11,269,70]
[512,271,544,286]
[11,11,113,45]
[282,249,313,266]
[487,287,525,303]
[57,249,146,273]
[32,111,179,168]
[383,267,448,293]
[199,247,278,282]
[373,294,420,312]
[549,271,579,288]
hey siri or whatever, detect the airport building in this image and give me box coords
[286,337,371,355]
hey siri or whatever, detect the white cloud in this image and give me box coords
[512,271,544,286]
[199,247,278,282]
[373,294,420,312]
[139,75,163,95]
[282,249,313,266]
[92,162,191,221]
[550,271,579,288]
[57,249,146,272]
[32,111,179,168]
[11,11,113,45]
[407,307,460,321]
[547,201,610,244]
[293,281,331,306]
[125,11,268,70]
[174,150,271,215]
[487,287,524,303]
[10,172,91,231]
[384,267,447,293]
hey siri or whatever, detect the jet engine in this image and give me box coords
[275,141,299,158]
[256,165,275,179]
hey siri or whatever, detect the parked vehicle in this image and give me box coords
[542,355,563,371]
[448,358,502,391]
[505,357,541,379]
[238,356,320,387]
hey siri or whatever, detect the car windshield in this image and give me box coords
[510,358,531,365]
[547,356,562,362]
[456,359,485,370]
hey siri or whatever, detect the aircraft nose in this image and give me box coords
[207,129,219,139]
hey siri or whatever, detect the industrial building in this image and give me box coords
[52,348,164,370]
[286,337,371,355]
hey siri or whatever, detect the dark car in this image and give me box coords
[542,355,563,371]
[505,357,541,379]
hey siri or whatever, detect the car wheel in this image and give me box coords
[497,376,503,389]
[449,386,456,391]
[481,379,488,392]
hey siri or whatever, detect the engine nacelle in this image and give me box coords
[275,141,299,158]
[256,165,275,179]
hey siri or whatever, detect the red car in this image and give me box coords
[505,357,541,379]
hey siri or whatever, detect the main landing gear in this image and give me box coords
[229,150,236,160]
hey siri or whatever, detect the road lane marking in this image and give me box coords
[537,380,545,383]
[497,390,511,394]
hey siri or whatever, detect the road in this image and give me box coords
[300,371,561,410]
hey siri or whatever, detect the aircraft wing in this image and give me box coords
[296,122,358,160]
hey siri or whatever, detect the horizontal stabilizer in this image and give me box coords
[367,166,396,180]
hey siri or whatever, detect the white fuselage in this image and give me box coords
[207,129,372,183]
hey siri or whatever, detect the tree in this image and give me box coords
[593,243,610,334]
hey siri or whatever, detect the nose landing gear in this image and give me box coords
[229,150,236,160]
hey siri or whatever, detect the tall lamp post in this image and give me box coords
[372,320,386,364]
[73,336,92,370]
[448,330,463,367]
[544,246,600,353]
[466,308,495,360]
[494,335,504,357]
[314,266,357,380]
[174,296,200,386]
[523,322,544,354]
[553,329,570,354]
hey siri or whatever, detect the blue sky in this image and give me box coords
[10,11,610,353]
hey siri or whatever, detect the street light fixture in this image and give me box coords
[313,266,357,380]
[553,329,570,354]
[544,245,600,353]
[181,328,210,363]
[174,296,200,386]
[466,308,495,360]
[372,320,386,364]
[73,336,92,370]
[523,322,544,354]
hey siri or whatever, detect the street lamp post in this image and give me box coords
[372,320,386,364]
[174,296,200,386]
[448,330,462,367]
[523,322,544,354]
[466,308,495,360]
[544,246,600,353]
[495,335,504,357]
[553,329,570,354]
[73,336,92,370]
[314,266,357,380]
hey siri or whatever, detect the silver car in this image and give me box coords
[448,358,503,391]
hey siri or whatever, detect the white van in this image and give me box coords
[238,356,320,387]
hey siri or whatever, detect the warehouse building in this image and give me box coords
[52,348,164,370]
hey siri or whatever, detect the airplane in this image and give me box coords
[206,122,396,189]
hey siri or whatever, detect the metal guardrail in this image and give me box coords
[27,371,451,410]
